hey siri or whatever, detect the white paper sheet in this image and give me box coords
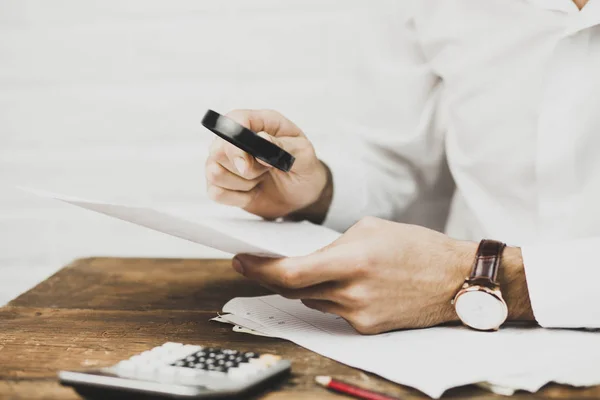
[210,314,521,396]
[20,187,341,257]
[221,295,600,398]
[211,315,280,338]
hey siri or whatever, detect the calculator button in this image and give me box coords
[179,368,202,378]
[156,366,179,376]
[128,355,143,364]
[162,342,183,349]
[238,363,258,372]
[183,345,203,353]
[115,360,136,373]
[255,354,281,367]
[169,350,197,363]
[176,370,207,385]
[150,346,168,353]
[247,360,268,372]
[228,368,247,380]
[229,364,257,380]
[152,349,174,360]
[138,351,153,360]
[136,364,158,379]
[180,348,201,357]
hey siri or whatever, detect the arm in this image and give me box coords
[204,7,443,230]
[295,11,444,231]
[233,217,600,333]
[462,237,600,328]
[499,246,535,321]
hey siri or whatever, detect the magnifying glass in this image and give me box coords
[201,110,295,172]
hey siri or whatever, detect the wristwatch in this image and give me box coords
[452,239,508,331]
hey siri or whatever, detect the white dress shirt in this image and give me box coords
[320,0,600,328]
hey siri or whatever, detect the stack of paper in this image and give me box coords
[25,188,600,397]
[215,295,600,397]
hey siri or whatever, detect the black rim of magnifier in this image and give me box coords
[201,110,295,172]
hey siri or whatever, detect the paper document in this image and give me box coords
[20,187,341,257]
[220,295,600,398]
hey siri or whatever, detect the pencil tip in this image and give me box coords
[315,376,331,386]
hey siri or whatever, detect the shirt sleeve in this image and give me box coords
[316,9,445,232]
[521,237,600,328]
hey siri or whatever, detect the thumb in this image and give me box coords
[255,131,296,168]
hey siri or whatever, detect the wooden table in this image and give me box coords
[1,258,598,399]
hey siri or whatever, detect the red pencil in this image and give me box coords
[315,376,401,400]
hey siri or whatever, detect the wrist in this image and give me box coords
[448,241,535,324]
[286,161,333,224]
[499,247,535,321]
[443,240,479,323]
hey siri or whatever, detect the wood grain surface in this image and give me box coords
[1,257,598,399]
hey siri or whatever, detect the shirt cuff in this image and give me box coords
[319,152,368,233]
[521,237,600,328]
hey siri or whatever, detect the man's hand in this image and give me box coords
[205,109,331,221]
[233,217,534,334]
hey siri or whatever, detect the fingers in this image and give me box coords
[302,300,378,334]
[206,185,258,207]
[206,145,263,207]
[205,160,261,192]
[209,138,270,180]
[303,299,383,335]
[225,109,303,139]
[251,131,301,168]
[233,247,352,290]
[206,109,307,189]
[301,299,346,316]
[263,281,338,301]
[263,280,369,313]
[224,140,272,178]
[209,130,297,177]
[224,109,304,170]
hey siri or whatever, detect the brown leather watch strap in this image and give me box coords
[469,239,506,284]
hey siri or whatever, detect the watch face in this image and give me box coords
[454,290,508,331]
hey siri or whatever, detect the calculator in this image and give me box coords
[58,342,291,399]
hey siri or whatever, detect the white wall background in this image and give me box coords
[0,0,451,305]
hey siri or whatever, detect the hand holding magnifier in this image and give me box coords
[202,110,295,172]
